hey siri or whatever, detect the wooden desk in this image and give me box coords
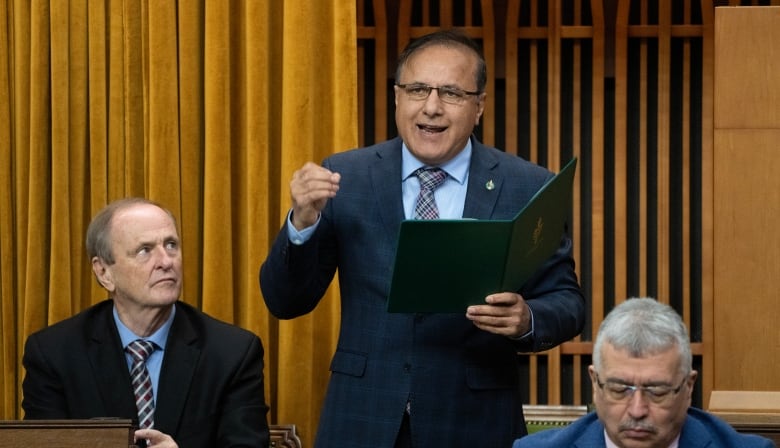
[0,419,136,448]
[709,390,780,444]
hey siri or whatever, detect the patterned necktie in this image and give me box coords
[126,339,156,429]
[414,167,448,219]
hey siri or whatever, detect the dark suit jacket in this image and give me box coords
[22,300,270,448]
[260,137,585,447]
[512,409,776,447]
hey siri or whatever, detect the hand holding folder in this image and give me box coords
[386,158,577,313]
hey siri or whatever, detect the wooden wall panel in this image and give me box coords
[504,0,604,406]
[614,0,711,408]
[714,7,780,129]
[357,0,389,144]
[712,129,780,390]
[712,5,780,392]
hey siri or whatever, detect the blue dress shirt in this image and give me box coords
[114,304,175,404]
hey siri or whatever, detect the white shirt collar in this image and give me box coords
[400,139,471,186]
[604,428,680,448]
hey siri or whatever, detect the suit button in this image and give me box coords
[403,363,411,372]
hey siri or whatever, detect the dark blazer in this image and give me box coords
[260,137,585,447]
[512,409,776,448]
[22,300,270,448]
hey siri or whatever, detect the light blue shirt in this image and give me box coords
[400,141,470,219]
[605,429,679,448]
[114,304,175,404]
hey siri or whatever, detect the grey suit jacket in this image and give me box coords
[512,409,776,447]
[22,300,270,448]
[261,137,585,447]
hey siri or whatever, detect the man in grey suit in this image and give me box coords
[260,29,585,447]
[512,298,775,448]
[23,198,270,448]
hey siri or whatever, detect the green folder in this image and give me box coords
[386,157,577,313]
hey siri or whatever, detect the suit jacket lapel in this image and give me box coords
[370,137,405,237]
[154,303,201,433]
[87,302,140,419]
[463,139,502,219]
[678,416,711,448]
[572,414,608,448]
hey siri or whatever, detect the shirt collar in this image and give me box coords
[604,428,680,448]
[401,138,471,186]
[113,303,176,351]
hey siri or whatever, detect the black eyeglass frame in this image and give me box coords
[395,83,482,104]
[594,372,688,403]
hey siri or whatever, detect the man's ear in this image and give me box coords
[91,256,115,291]
[587,365,599,394]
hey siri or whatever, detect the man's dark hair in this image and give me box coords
[394,29,487,92]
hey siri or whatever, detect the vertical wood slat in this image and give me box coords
[356,0,388,145]
[528,3,543,163]
[546,0,563,405]
[638,1,648,298]
[478,0,495,146]
[699,0,715,409]
[504,0,521,156]
[614,0,630,311]
[589,0,606,352]
[549,3,562,171]
[396,0,496,146]
[529,353,538,404]
[581,0,606,406]
[681,0,692,331]
[657,0,672,305]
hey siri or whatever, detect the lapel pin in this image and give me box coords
[485,180,495,191]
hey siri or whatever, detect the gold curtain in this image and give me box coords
[0,1,356,446]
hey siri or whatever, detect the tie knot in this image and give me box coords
[126,339,155,362]
[415,167,447,191]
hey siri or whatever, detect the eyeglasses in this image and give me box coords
[395,83,482,105]
[594,373,688,405]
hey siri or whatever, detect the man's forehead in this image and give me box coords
[111,206,178,238]
[600,342,681,373]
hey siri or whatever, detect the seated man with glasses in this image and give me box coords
[512,297,774,448]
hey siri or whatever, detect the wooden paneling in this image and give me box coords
[357,0,389,144]
[505,0,605,406]
[714,7,780,129]
[712,6,780,392]
[613,0,712,406]
[709,391,780,445]
[712,130,780,390]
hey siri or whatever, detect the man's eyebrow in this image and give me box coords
[606,377,673,387]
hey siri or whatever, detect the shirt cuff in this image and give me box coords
[286,209,319,245]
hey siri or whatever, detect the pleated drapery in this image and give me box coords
[0,1,356,446]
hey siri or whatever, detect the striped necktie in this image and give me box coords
[414,167,447,219]
[126,339,156,429]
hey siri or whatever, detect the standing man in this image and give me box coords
[512,298,775,448]
[260,30,585,447]
[23,197,270,448]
